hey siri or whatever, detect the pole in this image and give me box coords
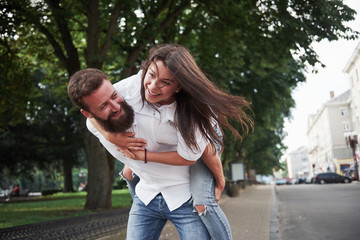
[349,136,359,181]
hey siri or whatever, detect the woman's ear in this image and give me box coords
[80,109,93,118]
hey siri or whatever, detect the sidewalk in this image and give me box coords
[159,184,276,240]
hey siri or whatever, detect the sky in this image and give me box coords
[283,0,360,153]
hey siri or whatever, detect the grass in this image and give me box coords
[0,189,132,229]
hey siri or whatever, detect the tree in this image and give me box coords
[181,0,358,174]
[1,0,357,209]
[1,0,193,210]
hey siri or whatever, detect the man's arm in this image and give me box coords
[201,143,225,202]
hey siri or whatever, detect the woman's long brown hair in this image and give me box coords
[140,44,253,153]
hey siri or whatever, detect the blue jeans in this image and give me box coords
[190,158,232,240]
[127,194,210,240]
[120,168,139,199]
[190,125,232,240]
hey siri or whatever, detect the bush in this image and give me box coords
[41,188,63,196]
[113,178,127,190]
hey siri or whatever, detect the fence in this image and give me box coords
[0,208,129,240]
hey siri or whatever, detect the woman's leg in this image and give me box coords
[190,158,232,240]
[120,165,139,199]
[190,125,232,239]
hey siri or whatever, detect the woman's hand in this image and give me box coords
[88,118,146,150]
[118,148,146,161]
[109,132,146,150]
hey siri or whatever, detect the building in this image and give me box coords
[286,146,311,180]
[307,90,353,176]
[343,41,360,179]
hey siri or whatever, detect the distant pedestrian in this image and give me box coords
[12,185,20,197]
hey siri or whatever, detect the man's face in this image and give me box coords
[82,79,134,133]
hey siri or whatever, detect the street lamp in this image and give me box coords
[345,131,359,181]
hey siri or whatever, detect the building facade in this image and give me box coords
[286,146,311,179]
[343,41,360,179]
[307,90,353,176]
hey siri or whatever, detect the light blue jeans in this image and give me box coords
[189,125,232,240]
[127,194,210,240]
[190,158,232,240]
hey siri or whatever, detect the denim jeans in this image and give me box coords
[190,158,232,240]
[127,194,210,240]
[120,168,140,199]
[190,125,232,240]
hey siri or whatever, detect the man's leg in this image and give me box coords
[166,197,210,240]
[127,195,167,240]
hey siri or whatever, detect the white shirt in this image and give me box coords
[87,71,209,211]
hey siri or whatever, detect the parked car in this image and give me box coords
[295,178,306,184]
[305,176,314,184]
[314,172,352,184]
[275,178,293,185]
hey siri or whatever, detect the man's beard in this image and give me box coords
[92,100,135,133]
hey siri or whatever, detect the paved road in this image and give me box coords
[276,183,360,240]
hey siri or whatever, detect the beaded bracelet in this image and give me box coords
[144,148,147,164]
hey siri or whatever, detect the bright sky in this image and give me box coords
[283,0,360,153]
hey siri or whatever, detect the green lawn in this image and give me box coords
[0,189,132,228]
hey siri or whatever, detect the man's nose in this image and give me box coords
[109,98,122,111]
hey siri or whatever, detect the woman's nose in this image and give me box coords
[149,78,159,89]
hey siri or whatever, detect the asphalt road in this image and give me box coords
[275,182,360,240]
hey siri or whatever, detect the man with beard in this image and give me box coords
[68,68,211,240]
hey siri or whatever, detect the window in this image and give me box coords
[343,121,351,131]
[340,107,348,117]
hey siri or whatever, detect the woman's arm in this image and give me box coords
[89,118,146,150]
[121,148,196,166]
[124,143,224,201]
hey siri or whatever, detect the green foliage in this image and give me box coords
[41,188,63,196]
[280,160,289,178]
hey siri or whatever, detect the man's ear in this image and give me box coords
[80,109,93,118]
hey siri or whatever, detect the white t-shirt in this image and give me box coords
[86,71,209,211]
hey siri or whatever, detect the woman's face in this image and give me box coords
[144,60,181,105]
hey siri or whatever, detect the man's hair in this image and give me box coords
[68,68,108,111]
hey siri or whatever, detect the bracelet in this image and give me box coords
[144,148,147,164]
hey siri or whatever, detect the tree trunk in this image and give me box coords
[62,158,74,192]
[83,130,115,210]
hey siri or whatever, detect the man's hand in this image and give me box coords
[214,177,225,202]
